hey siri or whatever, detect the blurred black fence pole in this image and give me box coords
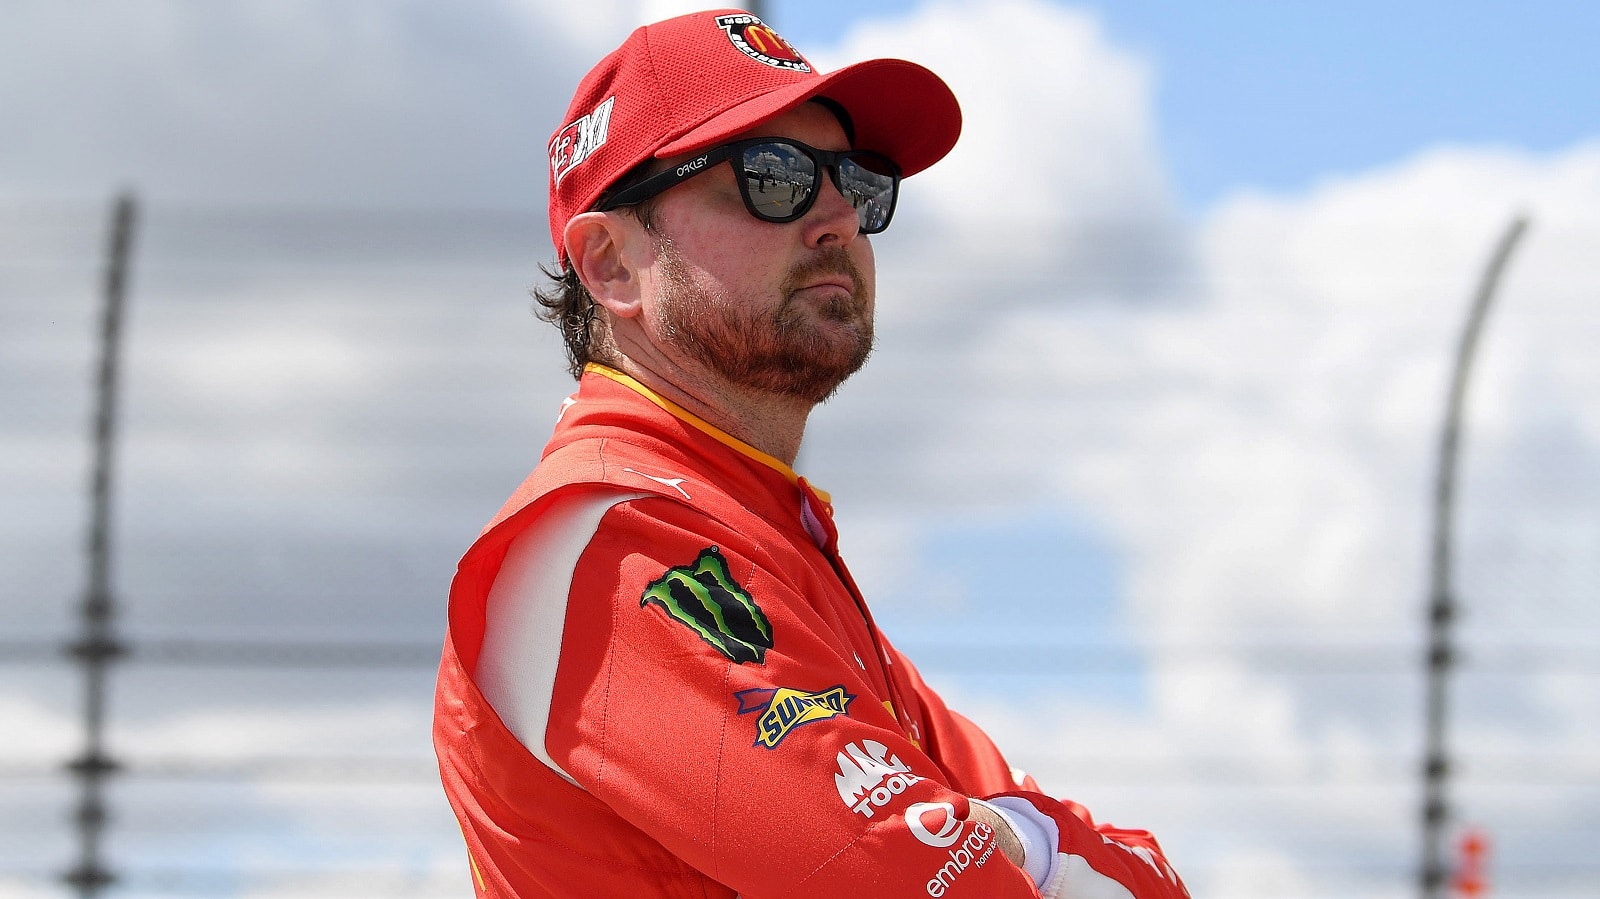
[1420,214,1529,899]
[65,193,138,897]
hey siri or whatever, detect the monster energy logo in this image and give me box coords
[640,546,773,664]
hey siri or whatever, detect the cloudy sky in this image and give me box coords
[3,1,1597,897]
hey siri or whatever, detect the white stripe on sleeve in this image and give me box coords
[474,489,646,787]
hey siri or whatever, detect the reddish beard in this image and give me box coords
[654,241,874,403]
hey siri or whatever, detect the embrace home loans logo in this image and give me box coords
[904,803,998,898]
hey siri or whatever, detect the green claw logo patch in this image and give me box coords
[640,547,773,664]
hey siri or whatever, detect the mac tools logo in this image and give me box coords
[833,739,923,818]
[549,95,615,187]
[715,14,810,72]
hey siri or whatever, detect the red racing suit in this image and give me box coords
[434,365,1188,898]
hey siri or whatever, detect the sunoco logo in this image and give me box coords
[833,739,923,818]
[734,685,854,749]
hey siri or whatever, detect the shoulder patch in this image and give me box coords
[736,685,855,749]
[640,546,773,664]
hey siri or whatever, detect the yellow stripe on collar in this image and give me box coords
[586,364,827,497]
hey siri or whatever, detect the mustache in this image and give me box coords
[782,247,867,299]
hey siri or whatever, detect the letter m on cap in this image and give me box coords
[641,546,774,663]
[550,95,616,186]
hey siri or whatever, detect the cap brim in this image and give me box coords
[655,58,961,178]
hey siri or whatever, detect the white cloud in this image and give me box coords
[118,699,428,758]
[0,694,78,897]
[901,137,1600,892]
[827,0,1167,219]
[6,0,1599,895]
[0,0,637,208]
[815,0,1187,308]
[805,3,1600,894]
[0,694,77,758]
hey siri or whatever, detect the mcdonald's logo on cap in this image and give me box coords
[716,14,810,72]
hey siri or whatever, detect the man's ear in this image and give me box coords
[566,211,644,319]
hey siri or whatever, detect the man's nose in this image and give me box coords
[800,168,862,247]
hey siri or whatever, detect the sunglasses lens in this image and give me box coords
[837,154,898,234]
[740,143,817,221]
[736,141,899,233]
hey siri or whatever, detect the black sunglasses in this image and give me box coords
[599,138,902,234]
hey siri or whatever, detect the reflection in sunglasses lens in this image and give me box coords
[838,159,895,233]
[737,141,897,232]
[743,144,815,219]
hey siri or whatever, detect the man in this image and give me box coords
[434,9,1188,898]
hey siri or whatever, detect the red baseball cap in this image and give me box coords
[546,8,962,263]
